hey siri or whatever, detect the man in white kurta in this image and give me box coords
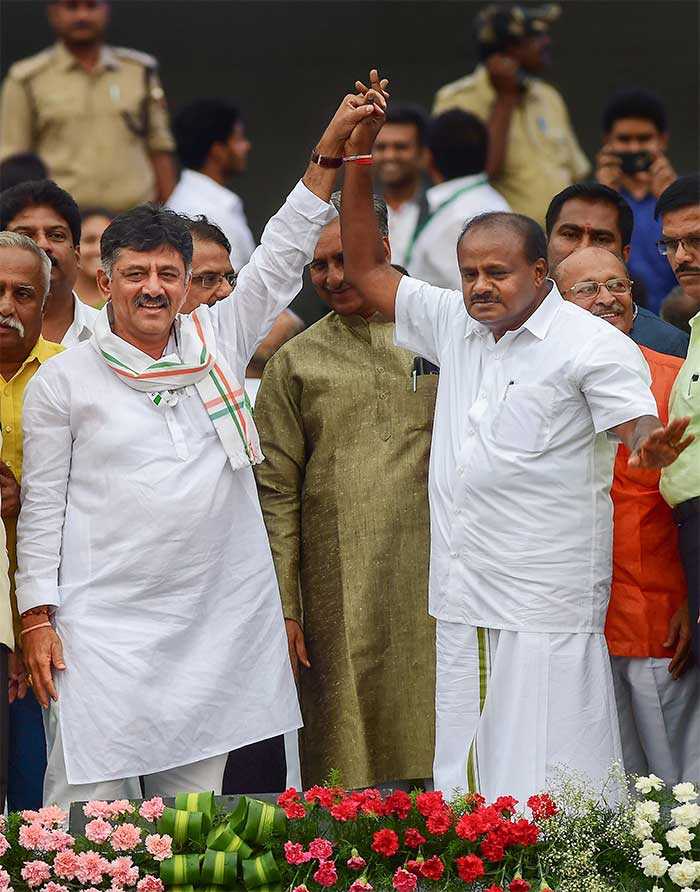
[337,96,692,805]
[14,89,379,807]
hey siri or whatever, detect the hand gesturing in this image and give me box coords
[628,416,693,469]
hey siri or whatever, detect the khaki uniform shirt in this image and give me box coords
[433,66,590,226]
[0,42,175,212]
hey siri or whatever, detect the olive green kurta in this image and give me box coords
[254,312,437,789]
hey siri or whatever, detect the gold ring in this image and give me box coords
[26,674,33,687]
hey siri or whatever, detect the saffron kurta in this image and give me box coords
[254,313,437,788]
[15,181,335,784]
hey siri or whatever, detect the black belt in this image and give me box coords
[672,496,700,524]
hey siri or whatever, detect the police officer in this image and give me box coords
[0,0,177,213]
[432,3,589,227]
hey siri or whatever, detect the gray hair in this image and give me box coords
[0,230,52,304]
[330,190,389,238]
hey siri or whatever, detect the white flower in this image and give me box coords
[651,887,664,892]
[633,816,654,840]
[666,826,693,852]
[641,853,669,877]
[636,799,661,823]
[672,782,698,804]
[671,803,700,829]
[668,858,699,886]
[636,774,665,794]
[640,839,663,856]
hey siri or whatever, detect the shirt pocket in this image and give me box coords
[492,383,554,453]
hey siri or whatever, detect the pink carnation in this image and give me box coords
[19,822,52,852]
[347,855,367,871]
[308,838,333,860]
[284,842,308,865]
[21,862,52,889]
[53,850,80,880]
[76,852,110,885]
[83,802,115,820]
[392,868,418,892]
[107,801,135,818]
[37,806,68,827]
[136,877,163,892]
[292,887,310,892]
[22,811,40,823]
[0,834,8,857]
[138,798,165,823]
[85,819,112,844]
[40,884,70,892]
[349,882,373,892]
[110,823,141,852]
[45,831,75,852]
[108,857,139,888]
[313,860,338,887]
[0,870,9,892]
[144,835,172,862]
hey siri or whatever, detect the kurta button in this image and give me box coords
[377,366,384,373]
[4,425,11,432]
[457,466,464,476]
[382,431,391,441]
[379,392,387,400]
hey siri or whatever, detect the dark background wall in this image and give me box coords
[3,0,699,321]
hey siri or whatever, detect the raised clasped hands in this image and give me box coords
[628,416,693,469]
[344,68,390,156]
[314,69,389,159]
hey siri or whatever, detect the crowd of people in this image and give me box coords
[0,0,698,814]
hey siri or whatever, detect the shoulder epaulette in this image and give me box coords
[8,47,55,81]
[112,46,158,69]
[436,73,478,99]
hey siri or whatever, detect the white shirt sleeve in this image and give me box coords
[15,366,72,613]
[394,274,465,365]
[206,180,337,371]
[409,217,463,291]
[574,326,658,433]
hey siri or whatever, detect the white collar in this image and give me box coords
[464,281,563,342]
[426,173,489,211]
[69,292,99,342]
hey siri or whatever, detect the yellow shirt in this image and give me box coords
[661,310,700,507]
[0,431,12,650]
[0,337,64,638]
[0,42,175,212]
[432,66,590,226]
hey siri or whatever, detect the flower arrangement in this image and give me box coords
[0,777,698,892]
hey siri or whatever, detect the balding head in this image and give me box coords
[554,247,635,334]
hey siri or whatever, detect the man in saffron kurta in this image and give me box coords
[554,246,700,784]
[254,197,436,789]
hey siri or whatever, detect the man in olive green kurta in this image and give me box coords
[254,200,436,789]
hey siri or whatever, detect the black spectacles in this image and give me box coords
[191,272,237,290]
[656,236,700,256]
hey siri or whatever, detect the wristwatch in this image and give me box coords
[311,150,343,169]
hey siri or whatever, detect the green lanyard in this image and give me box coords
[403,175,489,268]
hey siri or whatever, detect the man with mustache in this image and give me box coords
[339,71,691,803]
[0,232,63,810]
[14,87,385,807]
[553,246,700,784]
[657,174,700,666]
[254,192,436,792]
[0,180,99,346]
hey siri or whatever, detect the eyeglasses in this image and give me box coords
[191,272,237,290]
[564,277,633,299]
[656,236,700,256]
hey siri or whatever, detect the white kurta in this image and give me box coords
[16,181,337,785]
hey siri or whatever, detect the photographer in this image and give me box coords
[596,90,678,315]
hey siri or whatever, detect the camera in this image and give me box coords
[616,150,654,175]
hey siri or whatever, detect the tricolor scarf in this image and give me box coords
[92,304,263,471]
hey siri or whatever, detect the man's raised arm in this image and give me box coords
[340,73,403,321]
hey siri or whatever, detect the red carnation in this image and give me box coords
[283,842,308,865]
[371,829,399,858]
[308,838,334,860]
[358,788,384,815]
[508,879,530,892]
[467,792,486,809]
[527,794,557,820]
[403,828,426,849]
[313,860,338,887]
[415,791,445,817]
[493,796,518,815]
[330,798,360,822]
[383,790,412,820]
[278,788,300,807]
[455,855,485,883]
[405,859,423,876]
[509,819,539,847]
[485,887,504,892]
[480,835,506,862]
[420,856,444,881]
[455,813,481,841]
[426,807,453,835]
[305,786,336,809]
[392,868,417,892]
[283,802,306,820]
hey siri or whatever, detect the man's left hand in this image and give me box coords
[649,152,677,199]
[0,461,20,519]
[664,603,692,680]
[628,416,693,469]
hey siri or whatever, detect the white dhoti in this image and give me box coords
[434,621,623,804]
[611,656,700,785]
